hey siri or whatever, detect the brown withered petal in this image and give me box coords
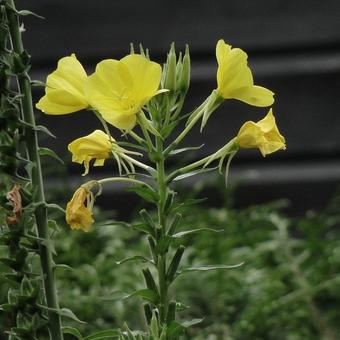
[6,184,22,225]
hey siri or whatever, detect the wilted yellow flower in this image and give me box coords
[84,54,163,130]
[36,54,88,114]
[66,187,94,231]
[236,109,286,156]
[68,130,113,175]
[216,39,274,107]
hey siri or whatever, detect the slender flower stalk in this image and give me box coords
[5,1,63,339]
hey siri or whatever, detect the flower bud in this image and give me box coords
[178,44,190,93]
[164,42,177,92]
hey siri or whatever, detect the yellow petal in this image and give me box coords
[236,121,266,148]
[121,54,162,102]
[36,54,88,115]
[85,54,162,130]
[100,110,137,131]
[36,89,87,114]
[216,39,231,66]
[233,86,275,107]
[47,54,87,99]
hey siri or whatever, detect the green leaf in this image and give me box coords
[54,263,73,271]
[176,302,190,311]
[167,318,204,337]
[45,203,65,213]
[133,222,154,235]
[173,167,217,182]
[178,263,244,276]
[17,10,44,19]
[38,147,64,164]
[169,144,204,156]
[24,161,36,178]
[115,255,153,265]
[30,80,45,87]
[95,220,133,228]
[40,239,57,256]
[139,209,156,237]
[0,258,19,270]
[161,120,177,138]
[172,198,207,213]
[166,321,184,337]
[84,330,121,340]
[47,219,60,231]
[63,326,83,339]
[124,289,160,304]
[172,228,224,238]
[59,308,86,324]
[34,125,56,138]
[128,185,159,204]
[181,318,204,328]
[156,235,173,254]
[150,311,159,339]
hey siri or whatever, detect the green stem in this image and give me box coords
[5,2,63,339]
[155,129,169,324]
[95,176,154,191]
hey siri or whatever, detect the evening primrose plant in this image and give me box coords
[36,39,285,338]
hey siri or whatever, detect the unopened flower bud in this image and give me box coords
[164,42,177,92]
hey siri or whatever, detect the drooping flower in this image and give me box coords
[66,187,94,232]
[236,109,286,156]
[84,54,163,130]
[216,39,274,107]
[68,130,113,175]
[36,54,88,114]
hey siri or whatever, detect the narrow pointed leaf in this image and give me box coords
[38,147,64,164]
[84,330,121,340]
[169,144,204,156]
[178,263,244,276]
[172,228,224,238]
[62,326,83,339]
[115,255,153,265]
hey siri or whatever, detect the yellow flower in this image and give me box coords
[68,130,113,175]
[66,187,94,232]
[84,54,163,130]
[236,109,286,156]
[36,54,88,114]
[216,39,274,107]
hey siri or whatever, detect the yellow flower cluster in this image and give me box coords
[38,40,286,232]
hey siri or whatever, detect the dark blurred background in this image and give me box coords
[18,0,340,215]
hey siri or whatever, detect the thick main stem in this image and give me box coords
[155,132,169,324]
[6,2,63,339]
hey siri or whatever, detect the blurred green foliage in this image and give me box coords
[37,178,340,339]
